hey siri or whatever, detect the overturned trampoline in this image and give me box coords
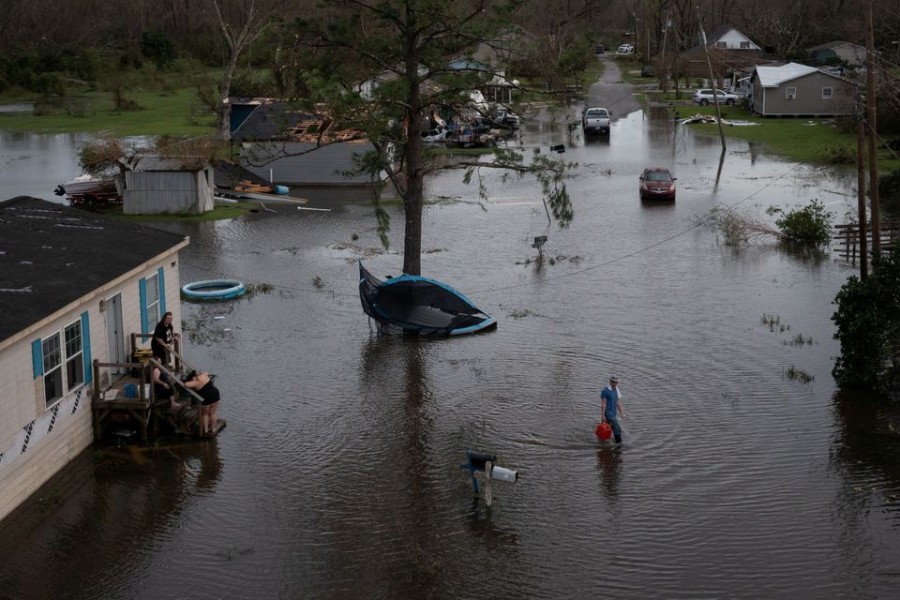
[358,262,498,336]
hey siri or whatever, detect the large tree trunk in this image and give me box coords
[217,52,239,140]
[402,3,424,276]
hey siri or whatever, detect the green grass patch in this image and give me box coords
[678,105,899,171]
[89,201,255,222]
[0,87,216,136]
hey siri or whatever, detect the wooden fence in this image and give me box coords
[832,221,900,262]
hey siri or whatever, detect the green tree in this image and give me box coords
[141,32,177,70]
[768,198,834,245]
[832,247,900,393]
[285,0,573,276]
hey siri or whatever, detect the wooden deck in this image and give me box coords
[92,356,225,445]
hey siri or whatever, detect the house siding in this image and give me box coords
[0,257,183,523]
[751,72,856,117]
[239,141,377,186]
[124,167,214,215]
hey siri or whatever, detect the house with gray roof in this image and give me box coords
[809,41,867,68]
[0,197,188,522]
[232,100,377,188]
[749,62,857,117]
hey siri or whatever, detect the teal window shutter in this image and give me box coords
[32,338,43,378]
[81,311,92,384]
[158,267,167,314]
[139,277,148,334]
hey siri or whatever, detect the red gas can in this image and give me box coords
[595,421,612,441]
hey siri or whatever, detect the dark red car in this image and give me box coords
[639,167,677,201]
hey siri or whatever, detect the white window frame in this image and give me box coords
[41,319,84,408]
[740,41,750,49]
[146,271,161,331]
[785,86,797,99]
[715,41,726,49]
[822,87,833,100]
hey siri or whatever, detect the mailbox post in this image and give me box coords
[461,450,518,507]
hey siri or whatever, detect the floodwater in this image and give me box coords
[2,108,900,600]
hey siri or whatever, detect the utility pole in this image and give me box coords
[661,11,670,92]
[855,97,869,280]
[866,0,881,260]
[697,5,726,153]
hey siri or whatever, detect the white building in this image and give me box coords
[0,197,188,522]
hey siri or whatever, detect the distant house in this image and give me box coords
[232,101,377,188]
[679,25,766,81]
[240,140,377,187]
[0,197,187,523]
[808,41,867,68]
[701,25,762,51]
[122,154,215,215]
[748,62,857,117]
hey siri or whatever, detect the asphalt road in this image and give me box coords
[584,56,643,121]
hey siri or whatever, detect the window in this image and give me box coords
[740,41,750,49]
[822,87,833,100]
[42,334,63,406]
[785,87,797,99]
[715,41,726,48]
[140,268,166,336]
[33,313,91,408]
[65,321,84,390]
[40,319,85,408]
[146,271,161,330]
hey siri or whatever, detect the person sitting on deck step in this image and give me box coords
[151,365,183,412]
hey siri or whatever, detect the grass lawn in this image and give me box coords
[0,87,217,137]
[675,104,900,172]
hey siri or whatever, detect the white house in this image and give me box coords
[0,197,188,523]
[702,25,762,51]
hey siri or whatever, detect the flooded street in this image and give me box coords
[1,107,899,599]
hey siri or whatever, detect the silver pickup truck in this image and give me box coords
[582,107,610,136]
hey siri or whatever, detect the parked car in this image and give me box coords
[493,107,521,130]
[594,44,606,55]
[640,64,655,77]
[582,107,610,136]
[421,126,447,143]
[692,88,739,106]
[616,44,634,55]
[639,167,677,201]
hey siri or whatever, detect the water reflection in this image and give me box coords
[0,441,222,598]
[596,446,622,501]
[832,389,900,523]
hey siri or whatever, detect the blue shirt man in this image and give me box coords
[600,376,626,444]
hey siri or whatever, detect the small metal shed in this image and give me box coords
[123,155,215,215]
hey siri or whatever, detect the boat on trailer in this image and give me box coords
[358,262,497,336]
[54,175,121,205]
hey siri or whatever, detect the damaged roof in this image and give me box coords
[0,197,188,342]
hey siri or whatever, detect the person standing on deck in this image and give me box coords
[151,311,180,366]
[600,376,626,444]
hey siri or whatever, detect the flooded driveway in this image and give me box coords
[1,102,898,599]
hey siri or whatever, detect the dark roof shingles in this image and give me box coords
[0,197,187,341]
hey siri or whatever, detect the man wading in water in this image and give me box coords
[600,376,626,444]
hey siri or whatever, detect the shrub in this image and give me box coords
[832,247,900,393]
[141,32,177,70]
[879,169,900,205]
[768,198,834,245]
